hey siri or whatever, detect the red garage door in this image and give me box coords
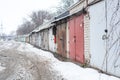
[69,14,85,64]
[69,18,76,60]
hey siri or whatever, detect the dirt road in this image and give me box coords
[0,41,63,80]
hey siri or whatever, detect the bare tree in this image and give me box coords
[16,10,53,35]
[16,21,34,35]
[56,0,74,14]
[30,10,53,28]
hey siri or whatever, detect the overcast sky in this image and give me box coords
[0,0,60,35]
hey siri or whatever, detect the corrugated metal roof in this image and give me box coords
[52,9,85,23]
[68,0,84,10]
[55,11,69,20]
[52,0,86,23]
[52,15,70,23]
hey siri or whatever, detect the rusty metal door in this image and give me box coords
[56,23,67,57]
[69,15,84,63]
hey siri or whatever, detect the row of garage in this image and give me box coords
[18,0,120,78]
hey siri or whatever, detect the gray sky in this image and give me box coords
[0,0,60,35]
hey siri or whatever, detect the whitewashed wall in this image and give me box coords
[89,0,120,77]
[49,28,56,52]
[66,22,69,58]
[38,32,41,47]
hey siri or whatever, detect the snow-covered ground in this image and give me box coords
[0,63,5,71]
[17,41,120,80]
[0,41,120,80]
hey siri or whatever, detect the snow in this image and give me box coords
[6,65,34,80]
[18,42,57,61]
[0,63,6,72]
[17,42,120,80]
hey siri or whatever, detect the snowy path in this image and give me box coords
[0,41,120,80]
[0,41,62,80]
[0,42,40,80]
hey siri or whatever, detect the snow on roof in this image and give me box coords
[28,21,54,35]
[36,22,54,32]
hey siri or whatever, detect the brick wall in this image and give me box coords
[84,14,90,64]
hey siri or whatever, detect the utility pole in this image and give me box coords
[0,22,3,40]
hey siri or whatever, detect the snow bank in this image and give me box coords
[17,42,120,80]
[53,61,120,80]
[17,42,58,61]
